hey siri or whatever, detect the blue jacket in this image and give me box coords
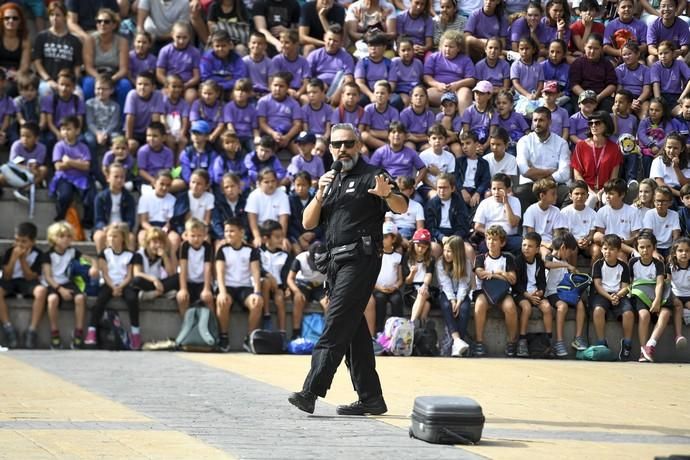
[200,50,248,92]
[94,188,136,231]
[210,194,248,241]
[424,192,470,241]
[455,156,491,197]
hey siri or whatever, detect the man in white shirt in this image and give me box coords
[516,107,571,210]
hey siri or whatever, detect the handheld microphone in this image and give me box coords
[331,160,343,173]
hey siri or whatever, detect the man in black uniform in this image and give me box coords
[288,123,408,415]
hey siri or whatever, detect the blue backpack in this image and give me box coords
[556,273,592,307]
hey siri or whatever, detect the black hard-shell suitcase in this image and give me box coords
[409,396,485,445]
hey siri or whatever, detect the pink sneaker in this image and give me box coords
[676,336,688,349]
[640,345,655,363]
[130,332,141,351]
[84,329,97,347]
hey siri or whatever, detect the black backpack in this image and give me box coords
[98,309,130,350]
[249,329,285,354]
[527,332,554,359]
[413,320,440,356]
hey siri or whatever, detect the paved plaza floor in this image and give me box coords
[1,350,689,459]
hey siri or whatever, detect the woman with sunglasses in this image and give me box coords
[571,111,623,209]
[0,3,29,95]
[81,8,131,109]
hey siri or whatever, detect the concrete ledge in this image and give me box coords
[3,297,689,362]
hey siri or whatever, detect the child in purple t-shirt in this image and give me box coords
[331,82,364,127]
[541,81,570,141]
[224,78,259,154]
[390,37,425,108]
[49,116,94,227]
[360,80,400,152]
[124,71,165,153]
[163,74,190,156]
[155,22,201,102]
[287,131,325,184]
[101,135,136,188]
[129,31,156,82]
[615,41,651,117]
[436,91,462,156]
[354,33,393,107]
[8,122,48,186]
[39,70,84,150]
[269,30,310,100]
[423,30,476,112]
[569,90,597,144]
[136,121,174,189]
[369,121,427,186]
[301,78,333,138]
[210,131,249,194]
[257,72,303,155]
[400,85,434,151]
[190,80,225,146]
[461,80,494,152]
[396,0,433,59]
[511,36,544,102]
[242,32,270,96]
[490,89,529,156]
[475,38,511,91]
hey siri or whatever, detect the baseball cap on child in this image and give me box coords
[295,131,316,144]
[578,90,598,104]
[440,92,458,105]
[191,120,211,134]
[472,80,493,94]
[543,81,559,93]
[382,222,398,235]
[412,228,431,244]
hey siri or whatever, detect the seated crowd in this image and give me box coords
[0,0,689,360]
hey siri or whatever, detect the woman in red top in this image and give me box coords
[571,110,623,208]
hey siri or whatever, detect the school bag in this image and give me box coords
[0,161,35,218]
[526,332,555,359]
[413,320,440,357]
[556,273,592,307]
[301,313,325,344]
[248,329,286,354]
[70,257,100,296]
[98,309,131,351]
[482,278,511,306]
[376,317,415,356]
[175,304,220,352]
[630,279,672,308]
[576,345,617,361]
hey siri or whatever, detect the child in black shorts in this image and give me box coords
[177,218,214,316]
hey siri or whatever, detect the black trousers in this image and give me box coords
[372,289,404,333]
[130,274,179,293]
[302,252,383,401]
[89,284,140,328]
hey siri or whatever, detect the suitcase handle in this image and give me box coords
[440,427,476,445]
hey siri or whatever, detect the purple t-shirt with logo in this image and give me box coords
[102,150,135,172]
[650,60,690,94]
[10,140,46,165]
[396,11,434,46]
[129,51,157,79]
[361,103,400,131]
[190,99,224,128]
[269,54,311,90]
[331,106,363,126]
[570,111,590,140]
[369,144,426,178]
[490,111,528,145]
[400,107,435,136]
[306,48,355,85]
[256,94,303,134]
[223,101,258,138]
[40,94,85,126]
[611,114,639,143]
[156,43,201,82]
[604,18,647,46]
[163,96,190,118]
[51,141,90,190]
[510,17,550,47]
[647,17,690,47]
[136,144,174,177]
[541,59,571,96]
[389,57,424,95]
[550,106,570,137]
[475,58,510,89]
[461,105,492,143]
[465,9,508,39]
[302,102,333,136]
[354,58,391,90]
[242,55,270,94]
[616,63,651,98]
[423,51,475,84]
[510,59,544,93]
[123,90,164,135]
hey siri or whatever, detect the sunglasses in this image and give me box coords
[330,139,356,149]
[96,18,112,24]
[588,120,603,126]
[3,16,18,21]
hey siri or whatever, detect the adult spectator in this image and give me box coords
[33,2,83,97]
[433,0,465,48]
[515,106,571,209]
[137,0,207,45]
[66,0,126,41]
[571,111,622,209]
[82,8,131,109]
[252,0,301,55]
[569,33,617,112]
[0,3,30,95]
[207,0,251,55]
[287,123,407,416]
[345,0,396,47]
[299,0,345,56]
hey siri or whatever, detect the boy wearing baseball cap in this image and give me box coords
[569,90,598,144]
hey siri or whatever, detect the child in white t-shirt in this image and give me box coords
[559,180,598,266]
[246,168,291,249]
[418,124,455,200]
[522,178,565,258]
[482,128,518,197]
[137,170,181,256]
[472,173,522,254]
[642,186,680,258]
[593,178,641,261]
[385,176,425,247]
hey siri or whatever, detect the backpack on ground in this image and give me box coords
[556,273,592,307]
[413,320,440,356]
[175,305,220,352]
[98,309,130,350]
[576,345,617,361]
[249,329,285,354]
[302,313,325,344]
[526,332,554,359]
[376,316,414,356]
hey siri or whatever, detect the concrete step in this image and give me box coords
[0,190,55,239]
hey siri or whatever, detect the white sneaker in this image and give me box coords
[451,338,470,357]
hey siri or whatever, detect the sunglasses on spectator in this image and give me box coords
[3,16,19,21]
[588,120,603,126]
[96,18,112,24]
[331,140,356,149]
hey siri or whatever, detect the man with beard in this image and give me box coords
[515,106,572,210]
[288,123,408,416]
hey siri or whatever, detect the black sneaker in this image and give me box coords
[336,395,388,416]
[619,339,632,361]
[24,329,37,349]
[473,342,487,357]
[288,390,317,414]
[3,324,18,349]
[218,336,231,353]
[71,331,83,350]
[50,335,62,350]
[505,341,517,358]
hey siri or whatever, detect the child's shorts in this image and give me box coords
[187,282,205,304]
[590,293,633,318]
[220,286,254,308]
[296,280,326,303]
[546,293,569,308]
[47,282,84,307]
[675,295,690,306]
[0,278,39,297]
[632,296,672,312]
